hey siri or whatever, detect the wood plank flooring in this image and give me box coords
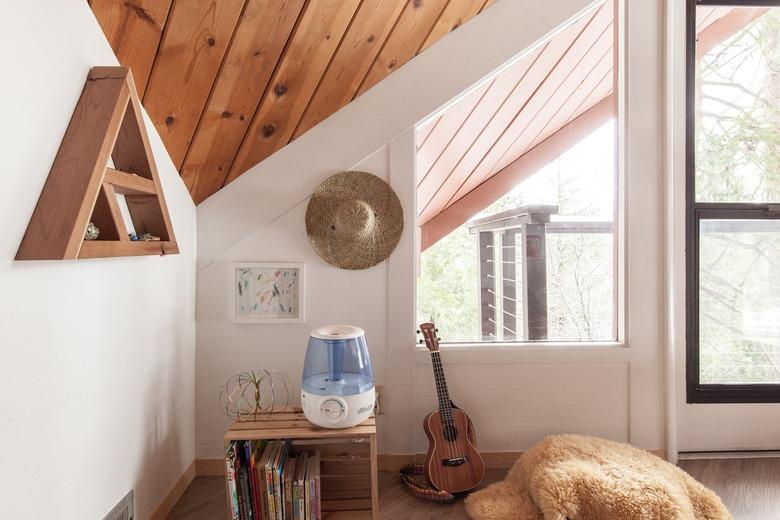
[167,459,780,519]
[682,458,780,520]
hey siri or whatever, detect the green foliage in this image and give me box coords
[547,233,613,341]
[695,10,780,383]
[698,227,780,384]
[696,10,780,203]
[417,225,480,342]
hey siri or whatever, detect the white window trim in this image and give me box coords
[414,342,630,366]
[664,0,687,465]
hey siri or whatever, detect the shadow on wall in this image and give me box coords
[132,316,191,520]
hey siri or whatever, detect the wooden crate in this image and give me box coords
[224,410,378,520]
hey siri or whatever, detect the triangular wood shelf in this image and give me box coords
[16,66,178,260]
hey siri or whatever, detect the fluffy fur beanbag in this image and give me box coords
[464,434,731,520]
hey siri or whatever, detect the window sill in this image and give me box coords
[413,342,630,366]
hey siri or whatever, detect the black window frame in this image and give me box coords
[686,0,780,403]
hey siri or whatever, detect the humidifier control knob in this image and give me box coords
[321,398,346,422]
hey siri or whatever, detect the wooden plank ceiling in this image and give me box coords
[90,0,497,204]
[416,3,764,249]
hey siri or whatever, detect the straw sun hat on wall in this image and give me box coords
[305,171,404,270]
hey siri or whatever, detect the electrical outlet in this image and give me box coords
[374,385,386,415]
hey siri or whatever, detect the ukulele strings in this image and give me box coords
[431,349,452,461]
[444,360,464,461]
[432,350,452,461]
[433,349,460,461]
[427,328,464,462]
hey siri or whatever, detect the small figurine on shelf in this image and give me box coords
[84,222,100,241]
[129,232,161,241]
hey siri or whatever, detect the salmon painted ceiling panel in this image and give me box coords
[417,3,765,249]
[90,0,497,203]
[416,2,613,227]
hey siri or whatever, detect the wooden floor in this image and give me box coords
[167,459,780,519]
[682,458,780,520]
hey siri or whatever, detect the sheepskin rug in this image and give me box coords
[464,434,731,520]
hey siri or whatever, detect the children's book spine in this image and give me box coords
[237,464,250,520]
[273,464,282,520]
[292,478,299,520]
[295,452,307,520]
[313,452,321,520]
[249,441,264,520]
[309,475,315,520]
[303,460,309,520]
[265,442,277,520]
[225,442,240,520]
[276,439,291,520]
[305,461,313,520]
[284,458,295,520]
[254,456,268,520]
[243,441,256,520]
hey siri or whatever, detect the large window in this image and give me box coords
[416,1,618,345]
[417,122,617,344]
[687,1,780,402]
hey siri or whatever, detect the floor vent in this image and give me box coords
[103,490,134,520]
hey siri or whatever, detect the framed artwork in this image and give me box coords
[231,262,305,323]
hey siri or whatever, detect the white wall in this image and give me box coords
[196,147,391,458]
[623,0,666,451]
[413,356,630,452]
[0,2,197,519]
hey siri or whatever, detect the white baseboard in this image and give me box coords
[678,450,780,460]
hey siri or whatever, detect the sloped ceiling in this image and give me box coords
[417,3,767,250]
[418,2,613,228]
[90,0,497,204]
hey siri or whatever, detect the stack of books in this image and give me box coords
[226,439,321,520]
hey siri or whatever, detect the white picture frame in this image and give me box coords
[230,262,305,323]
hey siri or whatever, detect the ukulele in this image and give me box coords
[417,322,485,494]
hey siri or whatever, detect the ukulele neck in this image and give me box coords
[431,351,454,426]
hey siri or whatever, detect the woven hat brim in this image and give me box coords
[306,171,403,270]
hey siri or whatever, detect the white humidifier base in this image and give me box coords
[301,388,375,429]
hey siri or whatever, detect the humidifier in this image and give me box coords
[301,325,375,428]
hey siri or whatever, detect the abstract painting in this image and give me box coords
[231,262,305,323]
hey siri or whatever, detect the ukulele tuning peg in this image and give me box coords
[435,328,439,333]
[418,339,424,344]
[416,329,421,334]
[437,337,442,342]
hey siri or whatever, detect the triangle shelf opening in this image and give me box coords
[16,66,178,260]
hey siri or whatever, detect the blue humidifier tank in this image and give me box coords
[301,325,375,428]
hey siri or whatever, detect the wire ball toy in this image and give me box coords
[219,370,293,421]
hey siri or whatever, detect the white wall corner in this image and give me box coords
[625,0,667,452]
[385,128,417,454]
[664,0,686,465]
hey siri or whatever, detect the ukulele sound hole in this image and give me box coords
[442,456,468,467]
[443,423,458,441]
